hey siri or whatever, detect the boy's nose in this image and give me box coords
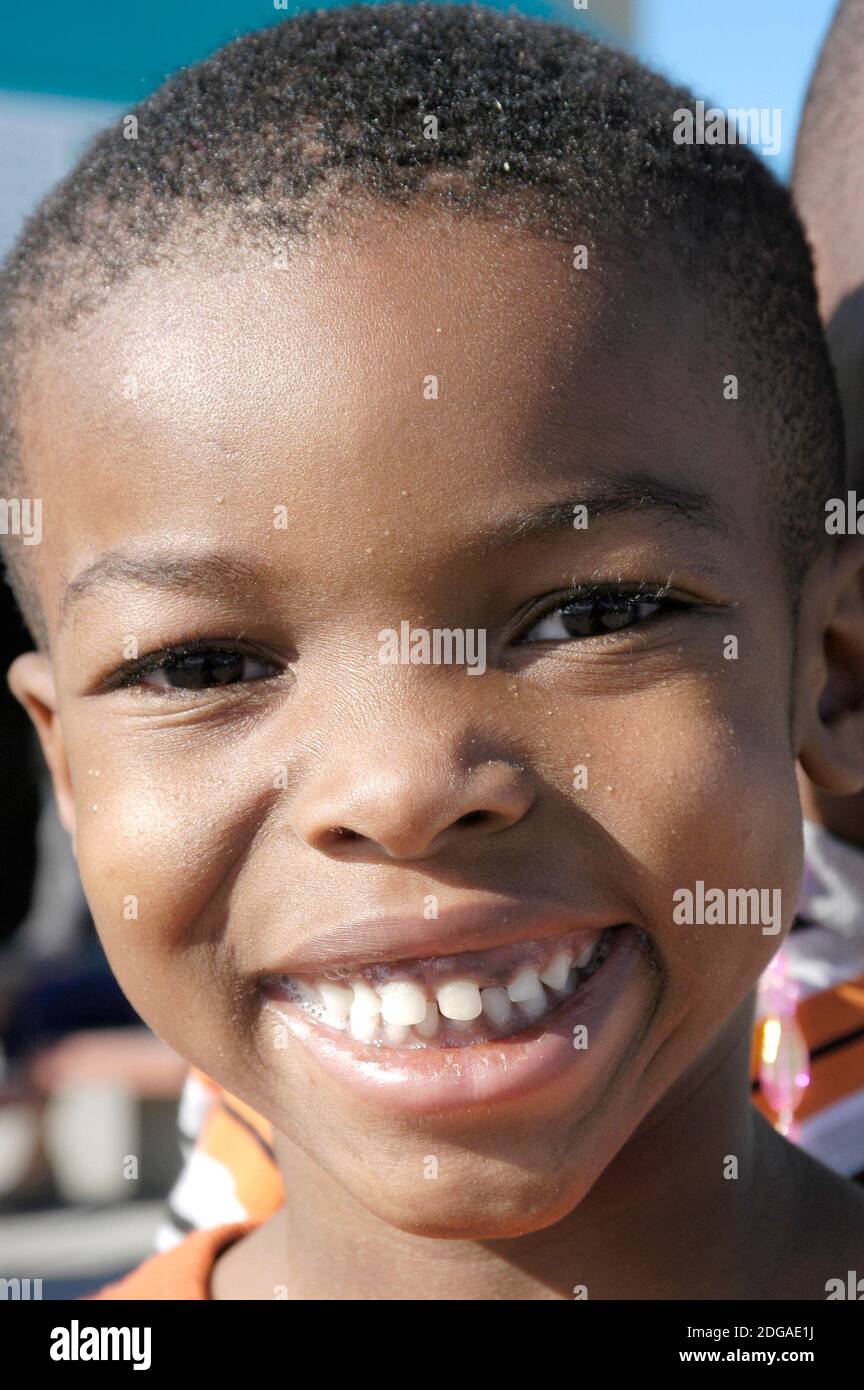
[290,756,535,862]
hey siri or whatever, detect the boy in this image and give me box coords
[2,5,864,1299]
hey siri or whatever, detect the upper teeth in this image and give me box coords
[379,980,429,1026]
[479,986,512,1029]
[506,967,545,1003]
[436,980,483,1020]
[268,932,608,1048]
[540,952,572,990]
[319,981,354,1021]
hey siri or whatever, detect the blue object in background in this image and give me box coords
[0,0,593,103]
[637,0,839,181]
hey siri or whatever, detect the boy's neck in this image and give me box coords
[211,995,848,1300]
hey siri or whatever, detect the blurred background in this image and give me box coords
[0,0,845,1297]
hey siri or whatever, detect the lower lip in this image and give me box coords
[259,925,654,1115]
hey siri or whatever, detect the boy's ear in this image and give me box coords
[797,537,864,795]
[7,651,77,849]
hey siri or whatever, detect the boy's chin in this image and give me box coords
[342,1158,593,1241]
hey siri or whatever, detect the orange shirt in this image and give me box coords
[88,1221,258,1300]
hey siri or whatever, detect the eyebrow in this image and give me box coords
[58,551,263,631]
[485,473,730,547]
[58,472,728,628]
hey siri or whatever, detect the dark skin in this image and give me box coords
[794,0,864,850]
[795,288,864,848]
[794,217,864,848]
[9,208,864,1298]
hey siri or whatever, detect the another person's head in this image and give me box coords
[794,0,864,845]
[3,4,863,1237]
[795,0,864,485]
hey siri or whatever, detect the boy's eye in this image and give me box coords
[112,645,279,693]
[520,590,682,642]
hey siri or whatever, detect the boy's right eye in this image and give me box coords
[107,643,281,694]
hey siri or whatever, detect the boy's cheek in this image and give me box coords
[588,704,802,1014]
[595,706,799,871]
[63,714,262,913]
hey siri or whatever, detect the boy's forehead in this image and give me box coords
[19,210,759,621]
[29,212,613,437]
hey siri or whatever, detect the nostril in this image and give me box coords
[457,810,491,828]
[330,826,362,842]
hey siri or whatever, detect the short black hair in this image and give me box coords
[0,2,843,649]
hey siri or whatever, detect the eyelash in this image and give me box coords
[104,584,690,695]
[518,582,689,644]
[104,639,281,695]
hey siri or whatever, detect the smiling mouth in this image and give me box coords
[259,925,618,1049]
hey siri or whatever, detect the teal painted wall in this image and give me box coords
[0,1,592,103]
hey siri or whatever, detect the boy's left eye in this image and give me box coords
[520,590,683,642]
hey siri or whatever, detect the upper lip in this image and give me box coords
[255,899,626,979]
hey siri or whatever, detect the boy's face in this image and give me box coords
[9,210,855,1237]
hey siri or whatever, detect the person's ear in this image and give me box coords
[7,651,77,849]
[797,537,864,795]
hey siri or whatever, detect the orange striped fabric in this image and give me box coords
[89,1221,258,1300]
[751,972,864,1127]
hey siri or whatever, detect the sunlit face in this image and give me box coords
[13,209,810,1237]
